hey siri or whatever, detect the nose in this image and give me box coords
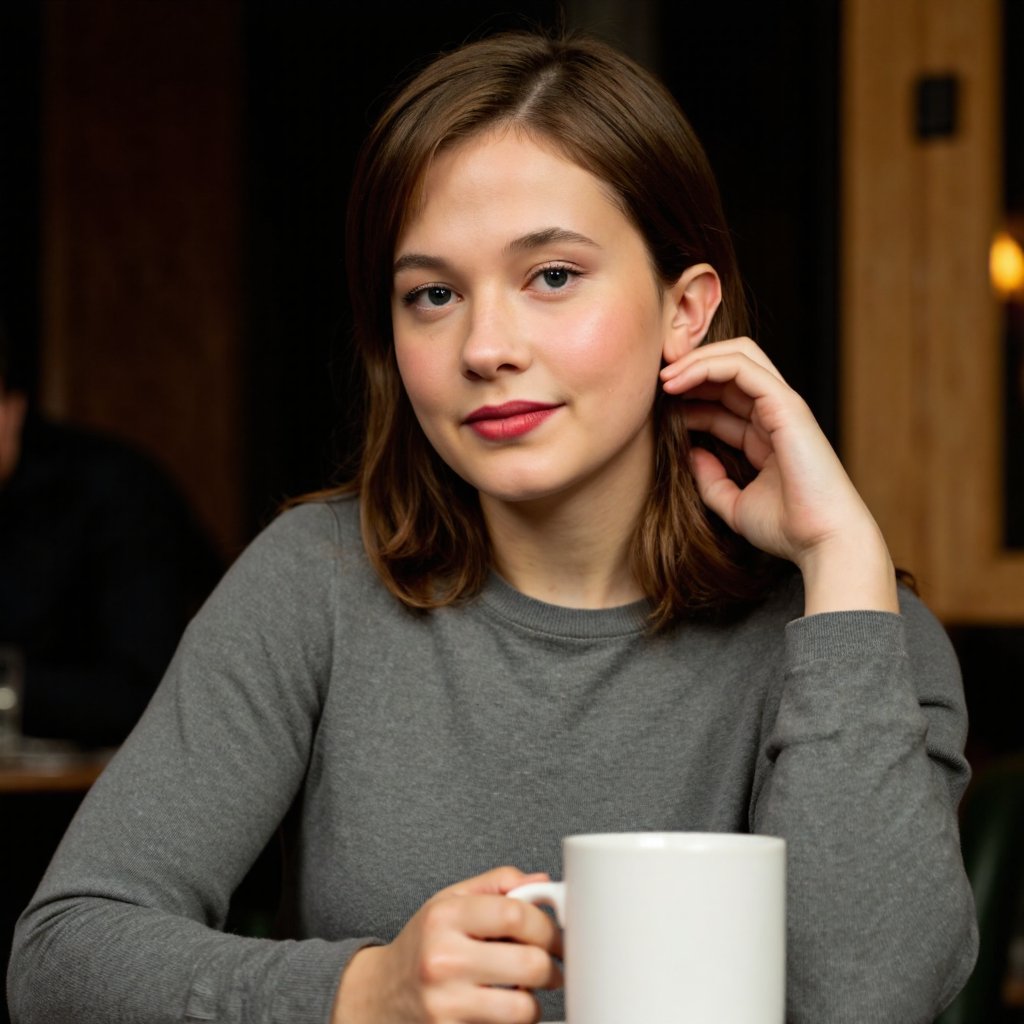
[460,291,532,381]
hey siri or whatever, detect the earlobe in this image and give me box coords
[662,263,722,364]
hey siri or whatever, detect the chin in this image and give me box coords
[472,467,607,509]
[474,481,565,505]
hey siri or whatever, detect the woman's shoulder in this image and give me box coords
[181,496,372,656]
[205,496,363,607]
[267,493,361,550]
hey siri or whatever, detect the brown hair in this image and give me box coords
[329,30,786,628]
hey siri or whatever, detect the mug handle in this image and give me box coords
[507,881,567,927]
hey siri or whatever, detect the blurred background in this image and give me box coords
[1,0,1023,1017]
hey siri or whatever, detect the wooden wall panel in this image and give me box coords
[843,0,1024,622]
[40,0,243,557]
[841,0,929,577]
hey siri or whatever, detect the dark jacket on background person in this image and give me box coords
[0,413,221,747]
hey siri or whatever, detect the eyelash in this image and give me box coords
[402,283,456,308]
[529,262,582,291]
[400,262,584,310]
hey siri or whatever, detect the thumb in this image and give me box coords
[690,447,741,531]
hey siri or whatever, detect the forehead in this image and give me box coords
[397,127,627,247]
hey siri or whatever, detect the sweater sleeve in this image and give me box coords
[7,503,378,1024]
[751,589,978,1024]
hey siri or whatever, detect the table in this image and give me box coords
[0,743,114,794]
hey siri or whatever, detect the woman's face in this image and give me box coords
[391,128,679,513]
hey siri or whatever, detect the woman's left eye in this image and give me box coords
[532,265,579,292]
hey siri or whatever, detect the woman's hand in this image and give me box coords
[333,866,563,1024]
[660,337,898,615]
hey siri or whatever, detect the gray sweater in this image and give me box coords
[7,499,977,1023]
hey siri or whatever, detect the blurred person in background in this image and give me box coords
[0,315,221,746]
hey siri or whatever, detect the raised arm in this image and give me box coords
[754,594,976,1021]
[662,338,977,1021]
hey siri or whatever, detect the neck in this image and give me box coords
[481,454,652,610]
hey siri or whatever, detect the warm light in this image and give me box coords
[990,230,1024,298]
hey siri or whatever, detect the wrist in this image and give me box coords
[332,945,386,1024]
[798,524,899,616]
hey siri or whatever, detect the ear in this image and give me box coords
[661,263,722,364]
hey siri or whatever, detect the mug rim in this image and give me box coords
[563,831,785,852]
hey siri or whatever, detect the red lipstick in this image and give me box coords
[463,401,561,440]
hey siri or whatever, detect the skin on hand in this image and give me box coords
[333,866,564,1024]
[660,337,899,616]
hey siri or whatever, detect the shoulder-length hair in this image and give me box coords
[330,30,785,628]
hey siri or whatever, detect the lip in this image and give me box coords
[463,401,562,440]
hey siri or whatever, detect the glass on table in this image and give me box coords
[0,645,25,756]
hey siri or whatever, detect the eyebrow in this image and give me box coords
[392,227,600,277]
[503,227,600,255]
[392,252,454,276]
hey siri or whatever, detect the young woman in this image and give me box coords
[8,31,975,1024]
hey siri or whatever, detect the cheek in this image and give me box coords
[394,339,445,416]
[555,298,664,400]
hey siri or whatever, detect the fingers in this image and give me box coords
[661,346,790,411]
[687,447,743,530]
[426,985,542,1024]
[419,887,563,986]
[435,867,562,957]
[460,986,543,1024]
[660,336,784,391]
[661,338,813,434]
[470,933,563,990]
[681,401,772,469]
[663,337,821,458]
[438,866,549,899]
[442,892,562,956]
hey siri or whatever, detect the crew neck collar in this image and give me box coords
[478,571,652,639]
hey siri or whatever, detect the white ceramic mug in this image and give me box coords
[509,832,785,1024]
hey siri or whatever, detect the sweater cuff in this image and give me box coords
[784,610,906,668]
[772,610,922,749]
[271,936,383,1024]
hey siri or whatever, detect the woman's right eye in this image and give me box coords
[404,284,457,309]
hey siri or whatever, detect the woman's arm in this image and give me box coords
[7,505,363,1024]
[662,339,977,1021]
[7,502,563,1024]
[754,594,976,1022]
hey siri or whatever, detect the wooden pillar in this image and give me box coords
[40,0,243,557]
